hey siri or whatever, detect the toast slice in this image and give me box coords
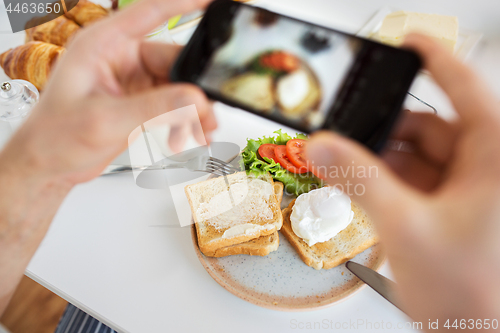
[280,199,378,270]
[205,232,280,257]
[186,172,282,255]
[206,182,284,257]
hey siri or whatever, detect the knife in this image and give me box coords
[101,164,180,175]
[345,261,405,313]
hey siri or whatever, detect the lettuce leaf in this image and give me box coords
[242,130,323,196]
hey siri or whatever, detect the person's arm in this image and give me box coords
[0,160,71,314]
[307,34,500,329]
[0,0,215,316]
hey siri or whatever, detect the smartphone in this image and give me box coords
[171,0,421,151]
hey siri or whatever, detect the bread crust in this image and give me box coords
[205,231,279,257]
[280,200,379,270]
[195,225,278,255]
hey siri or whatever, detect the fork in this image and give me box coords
[101,155,241,177]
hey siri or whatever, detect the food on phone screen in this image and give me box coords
[276,68,321,118]
[221,50,322,118]
[196,4,360,132]
[220,73,275,112]
[377,11,458,52]
[258,51,300,73]
[219,50,321,117]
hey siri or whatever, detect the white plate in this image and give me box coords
[191,191,385,311]
[356,7,483,61]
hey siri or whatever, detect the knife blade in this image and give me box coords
[345,261,405,313]
[101,164,181,175]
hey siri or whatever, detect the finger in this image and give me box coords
[117,84,211,132]
[192,120,208,146]
[389,111,459,165]
[382,150,443,192]
[140,42,183,80]
[198,101,217,142]
[306,131,420,224]
[403,34,499,125]
[168,123,190,153]
[103,0,211,38]
[120,67,155,95]
[168,103,215,151]
[188,101,216,146]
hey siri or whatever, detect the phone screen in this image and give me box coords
[172,1,421,151]
[197,5,360,133]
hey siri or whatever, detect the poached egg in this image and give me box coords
[277,69,310,110]
[290,186,354,246]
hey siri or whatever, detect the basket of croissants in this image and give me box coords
[0,0,109,91]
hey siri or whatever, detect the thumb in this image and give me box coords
[306,131,418,221]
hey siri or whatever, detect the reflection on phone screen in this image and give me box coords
[198,6,362,132]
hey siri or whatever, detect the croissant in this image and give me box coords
[25,16,80,47]
[0,42,65,91]
[65,0,109,26]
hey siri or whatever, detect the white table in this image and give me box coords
[1,0,500,332]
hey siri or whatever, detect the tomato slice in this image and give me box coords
[285,139,326,179]
[274,145,308,174]
[285,139,309,169]
[258,144,278,163]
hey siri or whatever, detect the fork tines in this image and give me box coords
[206,156,240,176]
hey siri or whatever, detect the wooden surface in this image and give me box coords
[0,276,67,333]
